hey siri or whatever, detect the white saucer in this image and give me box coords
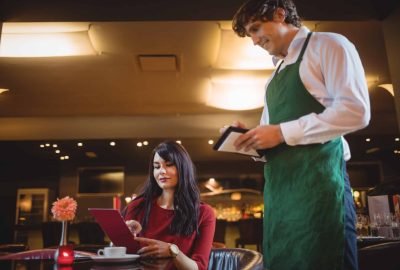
[358,236,385,240]
[90,254,140,263]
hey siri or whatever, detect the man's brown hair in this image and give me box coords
[232,0,301,37]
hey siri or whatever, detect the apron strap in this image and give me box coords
[296,31,313,62]
[275,59,284,73]
[275,31,313,73]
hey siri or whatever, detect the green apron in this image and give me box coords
[263,32,345,270]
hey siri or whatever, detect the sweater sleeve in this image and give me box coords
[191,204,216,270]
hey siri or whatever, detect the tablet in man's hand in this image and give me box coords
[213,126,263,157]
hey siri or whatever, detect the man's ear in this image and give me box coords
[273,8,286,22]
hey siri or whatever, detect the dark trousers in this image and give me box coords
[343,160,359,270]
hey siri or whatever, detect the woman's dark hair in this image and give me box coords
[233,0,301,37]
[134,141,200,236]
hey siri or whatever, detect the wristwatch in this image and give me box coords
[169,244,180,258]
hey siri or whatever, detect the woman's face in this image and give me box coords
[153,152,178,191]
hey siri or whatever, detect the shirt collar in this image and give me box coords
[283,26,310,63]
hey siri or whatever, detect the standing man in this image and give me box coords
[229,0,370,269]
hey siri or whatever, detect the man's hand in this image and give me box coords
[219,120,247,134]
[234,124,284,151]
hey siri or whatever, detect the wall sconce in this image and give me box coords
[0,22,97,57]
[19,195,33,212]
[378,84,394,96]
[230,192,242,201]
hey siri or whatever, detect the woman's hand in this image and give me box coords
[135,237,172,258]
[125,219,142,237]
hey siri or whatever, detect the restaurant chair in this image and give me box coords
[208,248,263,270]
[358,241,400,270]
[213,219,227,244]
[41,221,62,248]
[235,218,263,252]
[77,222,106,245]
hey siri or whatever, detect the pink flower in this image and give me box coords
[51,196,77,221]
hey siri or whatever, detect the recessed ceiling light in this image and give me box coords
[365,138,371,142]
[60,156,65,160]
[45,143,50,147]
[110,141,116,146]
[396,138,400,142]
[143,141,149,146]
[52,144,58,148]
[176,140,181,144]
[64,156,69,160]
[40,144,45,148]
[208,140,214,145]
[55,150,60,154]
[77,142,83,147]
[137,142,143,147]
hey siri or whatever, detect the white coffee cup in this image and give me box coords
[97,246,127,257]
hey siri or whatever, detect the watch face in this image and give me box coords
[170,244,179,256]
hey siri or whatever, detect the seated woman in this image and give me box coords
[123,141,216,270]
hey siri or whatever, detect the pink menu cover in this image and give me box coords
[88,208,140,253]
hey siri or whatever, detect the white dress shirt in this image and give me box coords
[260,26,371,160]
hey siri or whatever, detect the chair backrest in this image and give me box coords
[237,218,262,244]
[41,222,62,248]
[213,219,227,243]
[77,222,106,245]
[208,248,263,270]
[358,241,400,270]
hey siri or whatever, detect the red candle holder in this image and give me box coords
[54,244,74,265]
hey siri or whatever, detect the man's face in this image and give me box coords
[244,19,285,57]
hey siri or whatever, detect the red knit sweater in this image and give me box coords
[124,197,216,270]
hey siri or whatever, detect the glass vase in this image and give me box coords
[54,221,74,265]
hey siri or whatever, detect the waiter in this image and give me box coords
[227,0,370,269]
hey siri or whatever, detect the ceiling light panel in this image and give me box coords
[0,22,97,57]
